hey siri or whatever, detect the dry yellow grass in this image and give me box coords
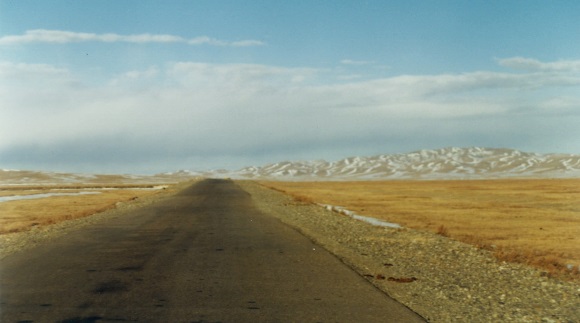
[0,185,166,234]
[261,179,580,277]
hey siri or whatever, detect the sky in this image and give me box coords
[1,1,579,174]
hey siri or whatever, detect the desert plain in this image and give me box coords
[0,184,170,234]
[261,179,580,278]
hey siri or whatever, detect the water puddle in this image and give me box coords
[0,191,101,203]
[320,204,402,228]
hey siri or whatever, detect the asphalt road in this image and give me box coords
[1,179,424,322]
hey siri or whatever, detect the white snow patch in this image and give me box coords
[320,204,402,228]
[0,191,101,203]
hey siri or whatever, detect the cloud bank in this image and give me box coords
[1,57,579,173]
[0,29,265,47]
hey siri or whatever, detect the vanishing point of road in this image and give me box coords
[1,179,424,322]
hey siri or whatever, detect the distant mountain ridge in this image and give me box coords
[226,147,580,180]
[2,147,580,184]
[0,169,196,185]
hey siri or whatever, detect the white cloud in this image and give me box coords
[231,40,266,47]
[340,59,373,65]
[187,36,225,46]
[0,29,264,47]
[537,96,580,112]
[0,61,70,78]
[498,57,580,73]
[337,74,363,81]
[1,57,579,172]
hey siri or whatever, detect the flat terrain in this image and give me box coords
[0,184,167,233]
[0,179,423,322]
[261,179,580,276]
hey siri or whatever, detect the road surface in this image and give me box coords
[1,179,424,322]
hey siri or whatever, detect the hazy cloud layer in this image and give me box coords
[1,57,579,173]
[0,29,265,47]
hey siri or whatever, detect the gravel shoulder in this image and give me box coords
[237,181,580,323]
[2,179,578,322]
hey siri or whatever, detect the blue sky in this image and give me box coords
[1,1,579,174]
